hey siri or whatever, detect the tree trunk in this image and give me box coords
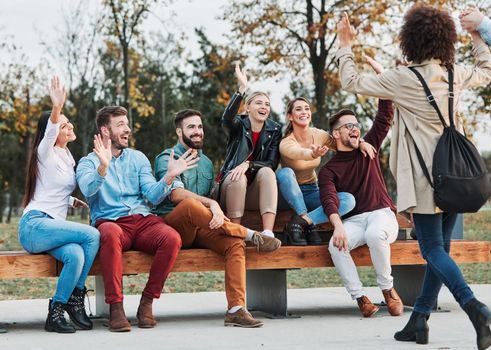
[123,43,132,128]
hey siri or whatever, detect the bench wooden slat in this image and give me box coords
[0,251,58,278]
[1,240,488,278]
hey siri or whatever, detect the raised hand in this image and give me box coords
[93,134,112,170]
[310,144,329,158]
[166,149,199,180]
[235,62,248,95]
[337,12,356,48]
[459,7,484,32]
[48,76,67,110]
[363,55,384,74]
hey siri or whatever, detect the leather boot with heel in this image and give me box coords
[394,311,429,344]
[45,300,76,333]
[283,215,307,246]
[66,287,92,330]
[463,298,491,350]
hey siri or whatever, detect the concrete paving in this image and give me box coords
[0,284,489,350]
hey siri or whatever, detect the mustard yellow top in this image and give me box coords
[279,127,335,185]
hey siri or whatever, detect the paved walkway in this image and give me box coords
[1,284,489,350]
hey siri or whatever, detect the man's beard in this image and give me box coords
[109,130,129,150]
[341,135,359,150]
[182,133,203,149]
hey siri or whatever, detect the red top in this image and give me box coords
[319,100,396,219]
[245,131,261,184]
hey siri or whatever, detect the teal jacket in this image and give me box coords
[153,142,214,215]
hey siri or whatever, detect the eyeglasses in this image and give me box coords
[335,122,362,131]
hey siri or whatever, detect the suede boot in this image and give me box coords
[463,298,491,350]
[66,287,92,330]
[109,302,131,332]
[394,311,429,344]
[45,300,76,333]
[137,295,157,328]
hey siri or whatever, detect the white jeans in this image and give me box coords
[328,207,399,299]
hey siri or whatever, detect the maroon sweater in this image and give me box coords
[319,100,395,219]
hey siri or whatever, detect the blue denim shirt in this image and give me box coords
[153,142,213,215]
[76,148,183,225]
[478,16,491,47]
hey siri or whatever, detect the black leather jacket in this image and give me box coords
[218,92,282,182]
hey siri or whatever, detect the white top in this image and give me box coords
[23,119,76,220]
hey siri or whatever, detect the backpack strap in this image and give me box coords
[448,69,455,128]
[408,67,448,128]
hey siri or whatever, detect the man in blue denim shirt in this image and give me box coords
[460,7,491,46]
[77,106,198,332]
[153,109,281,328]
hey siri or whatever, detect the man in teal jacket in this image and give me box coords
[153,109,280,328]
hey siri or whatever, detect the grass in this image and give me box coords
[0,211,489,300]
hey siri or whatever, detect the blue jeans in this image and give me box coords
[276,167,356,225]
[18,210,100,304]
[412,213,474,315]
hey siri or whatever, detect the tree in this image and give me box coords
[102,0,158,128]
[222,0,399,130]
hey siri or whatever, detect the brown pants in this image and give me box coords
[220,167,278,219]
[164,198,247,309]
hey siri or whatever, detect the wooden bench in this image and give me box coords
[0,212,489,317]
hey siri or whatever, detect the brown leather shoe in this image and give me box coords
[109,302,131,332]
[357,295,380,317]
[383,288,404,316]
[137,295,157,328]
[251,232,281,252]
[224,308,264,328]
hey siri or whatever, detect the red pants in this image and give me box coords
[96,214,181,304]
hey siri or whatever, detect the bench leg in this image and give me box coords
[246,269,298,319]
[392,265,440,310]
[95,275,109,317]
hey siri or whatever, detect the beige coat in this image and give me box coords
[335,43,491,214]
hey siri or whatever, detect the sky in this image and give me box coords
[0,0,490,151]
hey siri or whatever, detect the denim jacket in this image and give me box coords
[153,142,213,215]
[76,148,183,225]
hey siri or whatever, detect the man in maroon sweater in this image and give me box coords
[319,99,403,318]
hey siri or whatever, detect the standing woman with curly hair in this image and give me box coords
[18,77,100,333]
[218,63,282,239]
[336,5,491,349]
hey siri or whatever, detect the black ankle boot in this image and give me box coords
[45,300,76,333]
[394,311,429,344]
[283,215,307,246]
[463,298,491,350]
[305,224,322,245]
[66,287,93,330]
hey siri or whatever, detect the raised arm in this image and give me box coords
[37,76,68,157]
[460,7,491,46]
[221,63,248,135]
[335,13,398,99]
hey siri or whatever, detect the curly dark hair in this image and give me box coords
[399,5,457,68]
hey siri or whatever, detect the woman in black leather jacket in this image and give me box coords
[218,63,282,237]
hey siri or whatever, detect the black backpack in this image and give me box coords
[408,67,491,213]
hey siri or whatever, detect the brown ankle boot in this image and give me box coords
[383,288,404,316]
[109,302,131,332]
[137,295,157,328]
